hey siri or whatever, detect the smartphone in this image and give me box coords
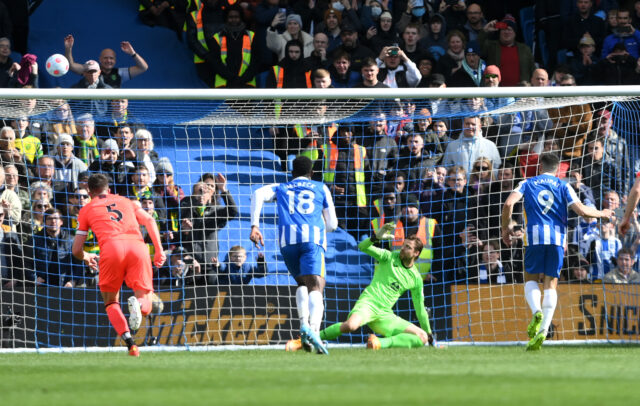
[495,21,508,30]
[388,46,399,56]
[278,7,286,15]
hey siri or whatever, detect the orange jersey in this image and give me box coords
[76,194,144,245]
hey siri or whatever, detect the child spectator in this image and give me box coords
[211,245,267,285]
[470,239,521,285]
[589,218,622,281]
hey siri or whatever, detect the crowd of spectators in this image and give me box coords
[0,97,244,289]
[1,1,640,290]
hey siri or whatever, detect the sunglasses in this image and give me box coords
[484,74,498,79]
[474,165,490,170]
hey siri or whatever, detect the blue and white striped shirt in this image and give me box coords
[514,174,580,247]
[251,177,337,250]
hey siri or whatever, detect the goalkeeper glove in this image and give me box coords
[375,222,396,240]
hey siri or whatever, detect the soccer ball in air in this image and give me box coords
[46,54,69,77]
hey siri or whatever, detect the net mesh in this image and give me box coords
[1,90,640,349]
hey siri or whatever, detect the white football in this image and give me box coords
[46,54,69,77]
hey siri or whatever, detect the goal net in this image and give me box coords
[1,87,640,351]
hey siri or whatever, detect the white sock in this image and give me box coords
[524,281,542,314]
[541,289,558,334]
[295,286,309,329]
[308,290,324,335]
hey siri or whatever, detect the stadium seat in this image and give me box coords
[520,6,535,50]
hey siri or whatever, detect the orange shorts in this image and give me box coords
[98,239,153,293]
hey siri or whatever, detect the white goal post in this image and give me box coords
[1,86,639,352]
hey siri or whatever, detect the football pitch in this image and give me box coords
[2,345,639,406]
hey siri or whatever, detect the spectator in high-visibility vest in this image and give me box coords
[391,194,440,281]
[321,125,370,240]
[267,40,312,88]
[186,0,225,87]
[370,184,399,238]
[207,4,259,88]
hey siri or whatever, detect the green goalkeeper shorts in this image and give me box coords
[349,299,411,337]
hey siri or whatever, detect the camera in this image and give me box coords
[445,0,458,5]
[619,25,632,34]
[611,54,626,63]
[388,46,399,56]
[495,21,508,30]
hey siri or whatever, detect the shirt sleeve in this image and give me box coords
[250,184,278,227]
[358,237,392,262]
[565,183,580,206]
[410,282,432,334]
[322,184,338,232]
[513,179,526,195]
[76,206,89,235]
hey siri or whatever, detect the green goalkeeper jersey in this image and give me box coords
[358,238,432,333]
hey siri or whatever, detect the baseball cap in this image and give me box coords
[56,133,74,147]
[83,60,100,72]
[466,41,480,54]
[102,138,119,154]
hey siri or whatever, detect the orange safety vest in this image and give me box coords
[213,31,256,87]
[273,66,312,88]
[322,141,367,207]
[191,0,208,63]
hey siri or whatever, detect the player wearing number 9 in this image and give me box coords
[501,153,613,351]
[250,156,338,354]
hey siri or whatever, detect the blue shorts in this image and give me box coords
[524,245,564,278]
[280,243,325,279]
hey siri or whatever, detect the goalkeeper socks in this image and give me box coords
[106,302,129,336]
[320,323,342,341]
[308,290,324,335]
[295,286,310,329]
[380,334,424,349]
[138,296,152,316]
[541,289,558,334]
[524,280,542,314]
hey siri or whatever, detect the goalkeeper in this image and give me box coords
[319,222,433,349]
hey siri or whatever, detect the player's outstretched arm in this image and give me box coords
[570,202,613,223]
[250,184,278,248]
[358,222,395,262]
[621,178,640,236]
[135,207,166,268]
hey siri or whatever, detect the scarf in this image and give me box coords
[461,59,486,86]
[18,54,37,86]
[446,48,465,68]
[74,136,99,164]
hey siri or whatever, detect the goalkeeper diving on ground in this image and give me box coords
[317,222,433,350]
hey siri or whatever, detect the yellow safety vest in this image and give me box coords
[213,31,256,87]
[190,0,209,63]
[322,142,367,207]
[391,217,437,277]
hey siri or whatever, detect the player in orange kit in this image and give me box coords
[72,173,166,357]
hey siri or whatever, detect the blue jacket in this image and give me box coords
[601,29,640,59]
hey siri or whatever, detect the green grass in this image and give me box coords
[2,346,640,406]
